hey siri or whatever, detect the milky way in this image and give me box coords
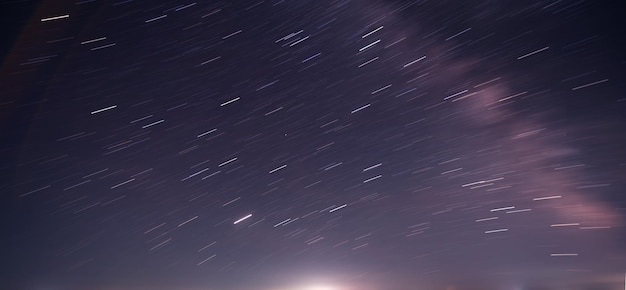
[1,1,625,290]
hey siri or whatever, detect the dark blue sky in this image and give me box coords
[1,1,625,289]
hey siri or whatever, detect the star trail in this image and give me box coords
[1,1,625,290]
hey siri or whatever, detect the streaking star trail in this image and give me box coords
[234,214,252,225]
[1,1,625,290]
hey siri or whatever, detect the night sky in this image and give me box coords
[1,1,626,290]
